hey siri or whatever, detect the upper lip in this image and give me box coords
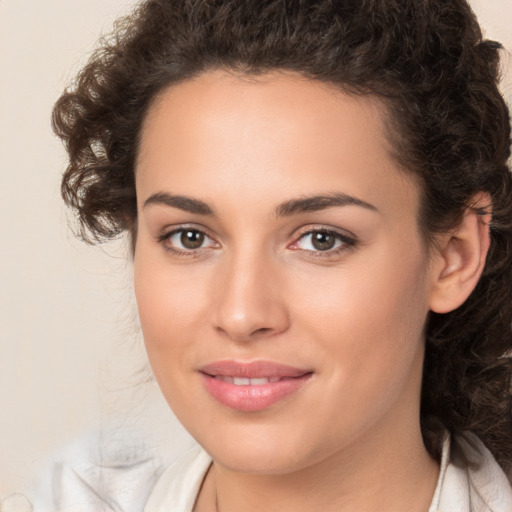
[199,360,312,379]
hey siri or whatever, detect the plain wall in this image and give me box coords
[1,0,511,497]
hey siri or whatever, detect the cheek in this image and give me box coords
[295,245,427,332]
[133,245,210,371]
[291,242,430,396]
[133,256,213,421]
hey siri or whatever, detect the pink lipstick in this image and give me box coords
[199,360,313,412]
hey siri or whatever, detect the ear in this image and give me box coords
[429,193,491,314]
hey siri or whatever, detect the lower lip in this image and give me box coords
[200,373,312,412]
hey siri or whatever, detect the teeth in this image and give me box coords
[233,377,251,386]
[216,376,281,385]
[249,378,269,385]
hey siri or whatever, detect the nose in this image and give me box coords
[212,249,290,342]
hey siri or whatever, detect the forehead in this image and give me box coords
[140,70,388,162]
[136,70,420,222]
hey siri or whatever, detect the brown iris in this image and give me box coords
[181,230,205,249]
[311,231,337,251]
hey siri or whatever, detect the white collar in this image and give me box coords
[430,432,512,512]
[145,444,210,511]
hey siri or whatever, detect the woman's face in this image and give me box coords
[134,70,437,474]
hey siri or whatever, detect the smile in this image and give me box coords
[199,360,313,412]
[215,376,282,385]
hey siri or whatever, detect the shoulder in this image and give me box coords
[432,431,512,512]
[144,445,212,512]
[27,428,171,512]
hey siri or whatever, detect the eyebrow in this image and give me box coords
[142,191,378,217]
[143,192,214,215]
[275,193,378,217]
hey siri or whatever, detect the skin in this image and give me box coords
[133,70,487,512]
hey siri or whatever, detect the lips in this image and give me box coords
[199,360,313,412]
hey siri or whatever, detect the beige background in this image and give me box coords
[1,0,511,497]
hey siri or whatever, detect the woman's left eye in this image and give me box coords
[292,229,355,253]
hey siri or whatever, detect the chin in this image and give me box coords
[211,447,308,475]
[190,421,324,475]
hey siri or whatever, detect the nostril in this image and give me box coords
[214,324,278,342]
[251,327,273,336]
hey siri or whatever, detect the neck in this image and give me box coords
[197,417,439,512]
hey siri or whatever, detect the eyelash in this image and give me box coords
[157,226,357,258]
[157,226,218,258]
[289,228,356,258]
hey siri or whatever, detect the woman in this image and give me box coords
[40,0,512,510]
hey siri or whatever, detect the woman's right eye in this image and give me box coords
[159,228,218,254]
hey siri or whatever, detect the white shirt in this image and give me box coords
[28,431,512,512]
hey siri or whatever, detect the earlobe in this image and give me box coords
[429,193,491,314]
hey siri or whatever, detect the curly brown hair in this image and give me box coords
[53,0,512,470]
